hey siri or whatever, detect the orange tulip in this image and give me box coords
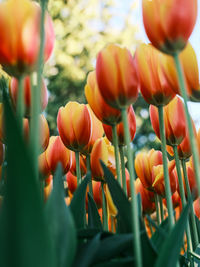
[0,0,55,77]
[57,101,92,152]
[142,0,197,54]
[38,150,51,178]
[103,105,136,146]
[70,152,87,176]
[45,175,53,187]
[45,136,71,174]
[85,70,121,125]
[44,178,53,202]
[9,76,48,117]
[163,43,200,100]
[66,171,77,195]
[135,43,175,106]
[196,128,200,158]
[92,181,102,209]
[152,160,177,197]
[135,149,163,190]
[135,178,155,215]
[90,138,108,181]
[193,197,200,219]
[96,44,139,109]
[150,96,186,146]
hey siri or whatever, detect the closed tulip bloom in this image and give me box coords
[135,178,155,215]
[85,71,121,125]
[103,105,136,146]
[70,152,87,176]
[92,181,102,209]
[142,0,197,54]
[57,101,92,152]
[152,160,177,197]
[9,76,48,117]
[90,138,108,181]
[135,43,175,106]
[150,96,186,145]
[0,0,55,77]
[135,149,163,190]
[96,44,139,109]
[45,136,71,174]
[183,163,198,200]
[38,150,51,178]
[66,171,77,195]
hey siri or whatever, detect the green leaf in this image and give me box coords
[0,87,54,267]
[45,165,77,267]
[151,217,168,252]
[101,162,132,233]
[70,172,90,229]
[155,200,191,267]
[87,192,103,230]
[93,257,134,267]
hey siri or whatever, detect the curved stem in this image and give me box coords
[75,151,81,185]
[16,77,24,134]
[101,182,108,231]
[173,53,200,197]
[158,105,174,229]
[119,145,127,195]
[86,154,93,197]
[181,159,199,248]
[112,124,121,186]
[121,108,142,267]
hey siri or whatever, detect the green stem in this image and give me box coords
[101,182,108,231]
[75,151,81,185]
[173,53,200,197]
[112,124,121,185]
[149,219,154,236]
[155,194,161,225]
[86,154,93,197]
[119,145,127,195]
[158,105,174,229]
[121,108,142,267]
[16,77,24,134]
[181,159,199,248]
[159,196,164,222]
[173,146,193,253]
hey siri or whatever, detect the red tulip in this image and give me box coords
[96,44,138,109]
[142,0,197,54]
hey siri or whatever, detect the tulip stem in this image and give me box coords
[173,53,200,198]
[173,145,193,253]
[112,124,121,186]
[86,154,93,197]
[181,159,199,249]
[121,107,142,267]
[158,105,174,229]
[75,151,81,185]
[101,182,108,231]
[119,145,127,195]
[159,196,164,222]
[155,194,161,225]
[16,77,24,134]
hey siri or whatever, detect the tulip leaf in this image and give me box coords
[92,257,134,267]
[45,165,77,267]
[155,200,191,267]
[70,172,90,229]
[78,229,112,239]
[87,192,103,230]
[0,86,54,267]
[101,162,132,233]
[150,217,168,252]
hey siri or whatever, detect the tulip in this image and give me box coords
[96,44,138,109]
[92,181,102,209]
[135,43,175,106]
[90,138,108,181]
[104,184,117,217]
[193,197,200,219]
[44,178,53,202]
[103,105,136,146]
[45,136,71,174]
[38,150,51,178]
[135,149,163,190]
[66,171,77,195]
[135,178,155,215]
[182,163,198,200]
[150,96,186,146]
[57,101,92,152]
[85,71,121,125]
[9,76,48,117]
[70,152,87,177]
[142,0,197,54]
[0,0,55,77]
[152,160,177,197]
[45,175,53,187]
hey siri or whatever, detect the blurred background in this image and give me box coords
[44,0,200,152]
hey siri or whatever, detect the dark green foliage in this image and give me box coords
[87,192,103,230]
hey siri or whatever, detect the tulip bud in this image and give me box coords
[9,76,48,117]
[96,44,139,109]
[57,101,92,153]
[142,0,197,54]
[85,70,121,125]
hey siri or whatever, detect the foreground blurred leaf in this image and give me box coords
[101,162,132,233]
[0,87,54,267]
[70,173,90,229]
[150,217,168,252]
[87,192,103,230]
[46,165,76,267]
[155,200,191,267]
